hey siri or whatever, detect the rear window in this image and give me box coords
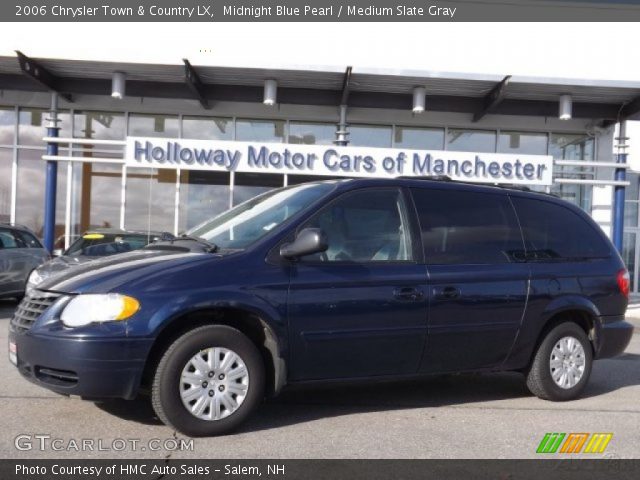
[411,188,523,265]
[511,196,610,260]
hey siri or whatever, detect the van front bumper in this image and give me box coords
[9,327,153,400]
[596,316,634,359]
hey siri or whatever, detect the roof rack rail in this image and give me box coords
[395,177,559,197]
[397,175,453,181]
[492,183,532,192]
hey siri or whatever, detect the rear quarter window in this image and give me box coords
[511,196,610,260]
[16,231,43,249]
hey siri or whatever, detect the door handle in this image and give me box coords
[393,287,424,301]
[435,286,461,299]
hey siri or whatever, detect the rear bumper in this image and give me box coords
[9,327,153,400]
[596,317,634,359]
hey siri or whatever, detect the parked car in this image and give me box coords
[0,223,49,300]
[9,179,634,436]
[26,229,163,294]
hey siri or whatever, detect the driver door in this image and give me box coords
[286,188,429,381]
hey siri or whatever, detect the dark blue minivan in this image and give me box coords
[8,178,634,436]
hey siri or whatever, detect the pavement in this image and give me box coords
[1,299,639,460]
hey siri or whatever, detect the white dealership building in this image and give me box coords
[0,53,639,289]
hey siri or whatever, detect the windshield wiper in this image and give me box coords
[179,234,218,253]
[153,232,218,253]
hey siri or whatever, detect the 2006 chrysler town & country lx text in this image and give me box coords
[8,178,634,436]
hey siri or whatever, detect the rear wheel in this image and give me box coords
[151,325,265,436]
[526,322,593,401]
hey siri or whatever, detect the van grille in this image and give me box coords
[11,291,62,333]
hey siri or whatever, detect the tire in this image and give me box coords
[151,325,265,436]
[526,322,593,401]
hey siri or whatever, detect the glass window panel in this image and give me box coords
[349,124,392,148]
[232,119,286,200]
[447,129,496,153]
[0,228,21,248]
[625,202,638,228]
[497,131,548,155]
[73,111,125,152]
[394,127,444,150]
[236,119,285,142]
[128,114,179,138]
[623,232,636,292]
[626,172,639,202]
[0,107,15,145]
[288,122,335,145]
[178,170,230,231]
[16,230,43,249]
[301,189,413,263]
[15,149,67,238]
[182,116,233,140]
[188,183,336,250]
[412,188,522,265]
[234,172,283,205]
[125,168,176,232]
[550,182,593,213]
[18,108,71,146]
[0,148,12,222]
[512,196,610,259]
[550,133,594,161]
[69,154,123,245]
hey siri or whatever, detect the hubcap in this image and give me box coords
[549,336,586,389]
[179,347,249,421]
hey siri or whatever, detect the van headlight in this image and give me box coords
[61,294,140,328]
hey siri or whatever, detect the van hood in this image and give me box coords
[36,248,222,294]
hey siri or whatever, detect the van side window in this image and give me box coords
[300,189,413,263]
[411,188,523,265]
[511,196,610,260]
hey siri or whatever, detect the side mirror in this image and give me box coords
[52,249,63,257]
[280,228,328,259]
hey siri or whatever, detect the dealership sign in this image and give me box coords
[125,137,553,186]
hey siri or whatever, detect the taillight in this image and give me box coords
[617,269,630,298]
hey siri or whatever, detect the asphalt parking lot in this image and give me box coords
[1,299,639,459]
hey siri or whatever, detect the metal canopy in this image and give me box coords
[340,66,353,106]
[473,75,511,122]
[182,59,210,110]
[14,51,72,102]
[2,54,640,121]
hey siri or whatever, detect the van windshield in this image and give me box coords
[186,182,335,250]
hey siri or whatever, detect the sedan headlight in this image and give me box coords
[61,294,140,328]
[26,269,48,296]
[27,269,45,288]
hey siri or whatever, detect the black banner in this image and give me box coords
[5,0,640,22]
[2,459,640,480]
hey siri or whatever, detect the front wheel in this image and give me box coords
[151,325,265,436]
[526,322,593,401]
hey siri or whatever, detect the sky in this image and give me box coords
[1,23,640,81]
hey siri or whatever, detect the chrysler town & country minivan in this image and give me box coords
[8,178,634,436]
